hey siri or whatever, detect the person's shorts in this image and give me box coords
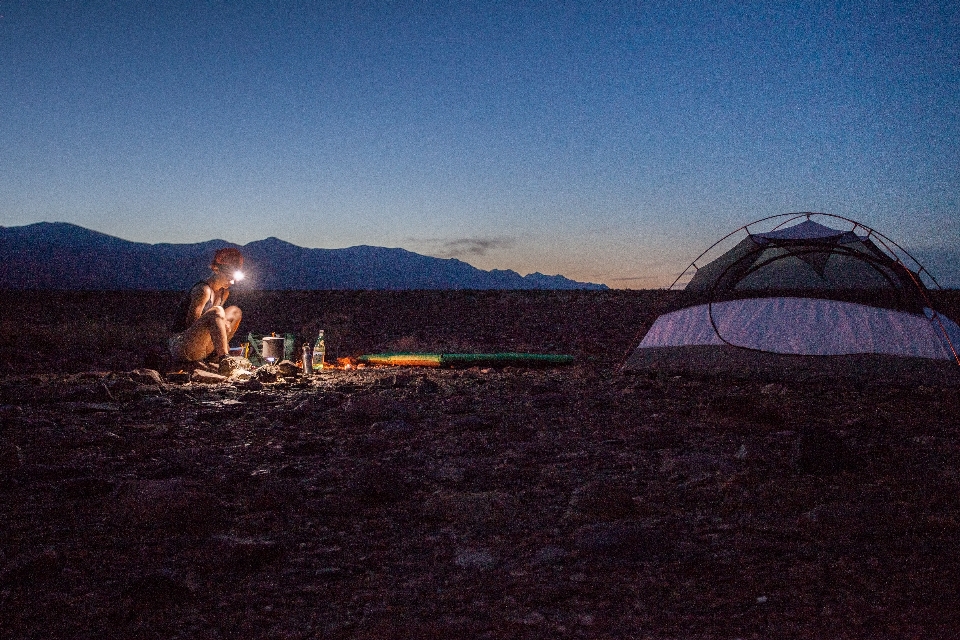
[168,333,187,360]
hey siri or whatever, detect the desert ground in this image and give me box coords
[2,289,960,639]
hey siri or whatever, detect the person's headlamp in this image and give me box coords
[230,270,244,285]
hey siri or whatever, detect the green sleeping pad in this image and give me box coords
[356,352,574,368]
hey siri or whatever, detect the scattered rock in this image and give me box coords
[443,396,477,414]
[237,378,265,391]
[388,374,414,388]
[0,404,23,419]
[249,477,305,512]
[454,546,496,570]
[425,491,519,533]
[138,395,174,410]
[429,463,465,484]
[106,377,139,395]
[130,368,164,386]
[342,394,413,424]
[205,535,282,572]
[59,401,120,413]
[286,439,328,456]
[119,478,223,532]
[255,365,281,383]
[449,415,492,432]
[529,392,566,408]
[519,611,546,625]
[277,360,301,376]
[1,288,957,635]
[414,377,440,394]
[191,369,227,384]
[218,355,253,377]
[532,545,569,566]
[97,380,116,401]
[372,419,415,434]
[573,520,671,561]
[17,463,95,482]
[565,479,637,522]
[844,414,894,433]
[661,452,733,483]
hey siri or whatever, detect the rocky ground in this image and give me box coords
[2,290,960,639]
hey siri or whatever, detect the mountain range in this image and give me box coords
[0,222,608,291]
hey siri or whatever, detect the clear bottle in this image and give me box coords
[312,330,325,371]
[302,343,312,375]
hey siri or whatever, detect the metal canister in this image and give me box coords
[302,344,313,375]
[262,336,285,362]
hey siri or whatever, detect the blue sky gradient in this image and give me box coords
[2,1,958,287]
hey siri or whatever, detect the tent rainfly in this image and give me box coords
[625,213,960,365]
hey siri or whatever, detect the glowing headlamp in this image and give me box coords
[230,270,244,285]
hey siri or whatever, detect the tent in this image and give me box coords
[624,213,960,367]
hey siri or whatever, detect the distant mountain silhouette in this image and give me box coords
[0,222,608,291]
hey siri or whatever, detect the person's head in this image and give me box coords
[211,248,244,284]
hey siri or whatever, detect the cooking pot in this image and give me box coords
[261,336,285,362]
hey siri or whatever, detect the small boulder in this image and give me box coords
[130,368,164,386]
[255,365,281,383]
[277,360,301,376]
[218,356,252,377]
[191,369,227,384]
[415,377,440,394]
[236,378,264,391]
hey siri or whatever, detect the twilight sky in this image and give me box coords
[2,1,958,288]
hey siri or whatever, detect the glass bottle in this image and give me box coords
[312,330,325,371]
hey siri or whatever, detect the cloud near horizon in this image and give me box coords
[419,237,517,260]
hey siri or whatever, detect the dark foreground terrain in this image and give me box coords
[2,290,960,639]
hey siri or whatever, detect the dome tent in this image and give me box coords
[624,213,960,369]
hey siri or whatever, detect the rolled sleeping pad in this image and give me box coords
[356,352,574,368]
[358,353,443,367]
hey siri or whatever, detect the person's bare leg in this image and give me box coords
[179,307,229,362]
[224,306,242,341]
[207,307,231,357]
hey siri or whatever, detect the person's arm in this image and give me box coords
[185,284,212,325]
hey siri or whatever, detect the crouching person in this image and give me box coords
[169,247,244,368]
